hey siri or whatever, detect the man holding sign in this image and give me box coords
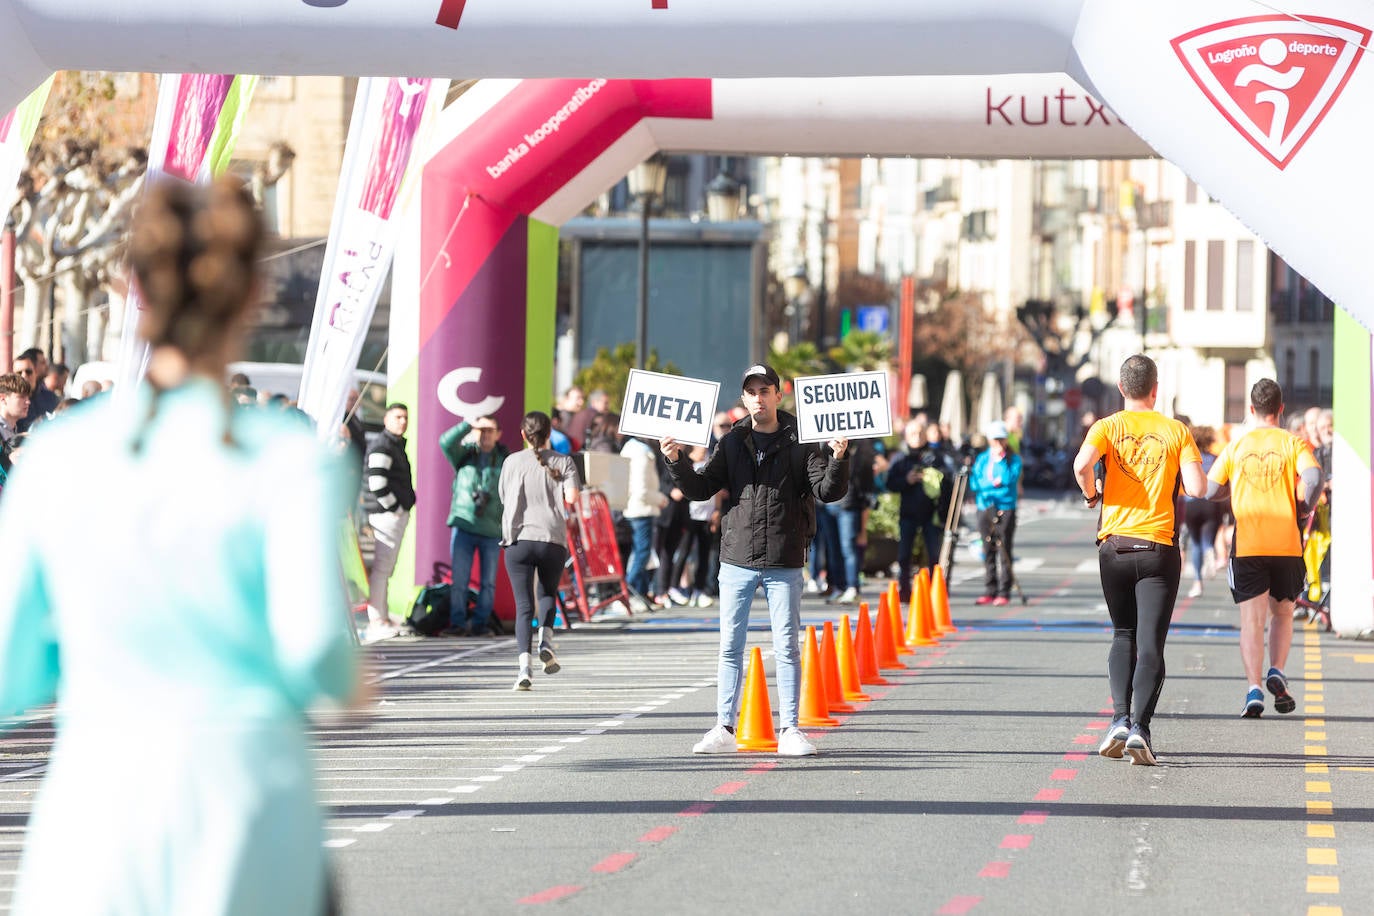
[661,365,849,757]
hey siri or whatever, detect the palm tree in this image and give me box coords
[766,342,828,412]
[827,330,891,372]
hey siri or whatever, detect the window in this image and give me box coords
[1225,362,1247,424]
[1235,241,1254,311]
[1206,241,1224,311]
[1184,241,1196,311]
[1309,349,1320,404]
[1283,349,1295,401]
[1185,179,1197,205]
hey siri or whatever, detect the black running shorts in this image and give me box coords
[1228,555,1305,604]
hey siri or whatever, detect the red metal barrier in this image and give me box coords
[560,488,633,622]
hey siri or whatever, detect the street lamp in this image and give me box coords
[627,153,668,369]
[705,172,741,223]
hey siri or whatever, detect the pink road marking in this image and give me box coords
[1017,811,1049,825]
[1072,735,1096,745]
[1064,753,1088,763]
[1084,721,1109,730]
[518,885,583,904]
[746,762,778,774]
[999,835,1033,849]
[937,896,983,915]
[652,0,668,7]
[591,853,637,874]
[1034,788,1064,801]
[434,0,467,28]
[679,802,715,817]
[639,826,677,843]
[978,861,1012,878]
[714,782,747,796]
[1050,769,1078,781]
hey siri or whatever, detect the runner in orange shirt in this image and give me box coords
[1205,379,1321,718]
[1073,355,1208,766]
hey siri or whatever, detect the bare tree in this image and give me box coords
[8,72,295,366]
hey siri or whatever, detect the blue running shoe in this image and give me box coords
[1125,724,1157,766]
[1098,715,1131,759]
[1242,687,1265,718]
[1265,668,1295,714]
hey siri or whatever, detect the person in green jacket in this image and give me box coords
[439,415,508,635]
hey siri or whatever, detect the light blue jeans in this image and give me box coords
[715,563,804,730]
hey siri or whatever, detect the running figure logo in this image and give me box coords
[1172,16,1371,170]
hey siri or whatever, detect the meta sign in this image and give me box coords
[793,370,892,443]
[619,369,720,448]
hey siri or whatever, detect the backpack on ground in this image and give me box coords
[408,584,451,636]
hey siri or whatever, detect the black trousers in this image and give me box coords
[1097,538,1182,728]
[503,539,567,655]
[978,508,1016,598]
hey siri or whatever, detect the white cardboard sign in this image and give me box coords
[618,369,720,448]
[793,370,892,443]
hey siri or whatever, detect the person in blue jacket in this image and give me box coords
[0,178,359,916]
[969,420,1022,606]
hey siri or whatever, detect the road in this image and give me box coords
[2,494,1371,915]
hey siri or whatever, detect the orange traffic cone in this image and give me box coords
[875,593,907,669]
[855,603,890,685]
[932,565,958,634]
[837,614,872,702]
[798,626,839,727]
[735,646,778,751]
[907,577,939,647]
[887,582,914,655]
[819,620,857,713]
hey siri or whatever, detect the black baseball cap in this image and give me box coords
[741,364,781,389]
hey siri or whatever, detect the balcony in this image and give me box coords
[961,209,997,242]
[1138,200,1173,230]
[922,176,959,210]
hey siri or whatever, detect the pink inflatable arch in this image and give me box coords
[2,0,1371,629]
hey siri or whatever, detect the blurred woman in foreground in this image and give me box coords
[0,178,359,915]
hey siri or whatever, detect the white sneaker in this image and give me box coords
[778,727,817,757]
[539,645,561,675]
[513,669,533,691]
[1187,580,1203,598]
[691,592,714,608]
[804,578,821,595]
[364,621,399,642]
[692,725,738,754]
[668,587,691,606]
[836,587,859,605]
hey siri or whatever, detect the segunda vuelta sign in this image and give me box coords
[792,371,892,444]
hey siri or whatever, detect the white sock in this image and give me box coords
[519,652,532,672]
[1249,683,1262,693]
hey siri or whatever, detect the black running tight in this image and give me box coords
[1097,540,1182,728]
[503,539,567,655]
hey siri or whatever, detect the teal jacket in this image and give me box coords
[439,420,508,538]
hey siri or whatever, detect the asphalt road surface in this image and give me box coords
[2,494,1371,915]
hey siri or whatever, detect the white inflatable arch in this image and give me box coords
[3,0,1369,630]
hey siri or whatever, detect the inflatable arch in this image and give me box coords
[2,0,1370,631]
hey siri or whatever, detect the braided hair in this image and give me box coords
[125,177,266,452]
[521,411,562,481]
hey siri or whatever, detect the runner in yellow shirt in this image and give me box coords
[1073,355,1207,766]
[1205,379,1321,718]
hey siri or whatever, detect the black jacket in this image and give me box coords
[667,410,848,568]
[887,442,957,524]
[362,430,416,514]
